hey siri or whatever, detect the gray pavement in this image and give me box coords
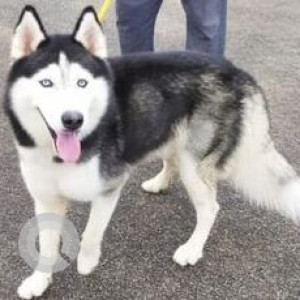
[0,1,300,299]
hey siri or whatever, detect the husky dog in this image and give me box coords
[5,5,300,299]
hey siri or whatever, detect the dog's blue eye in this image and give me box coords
[39,79,53,88]
[77,79,88,88]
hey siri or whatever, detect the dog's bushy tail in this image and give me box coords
[231,144,300,223]
[227,94,300,223]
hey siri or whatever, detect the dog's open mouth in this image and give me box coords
[36,108,81,163]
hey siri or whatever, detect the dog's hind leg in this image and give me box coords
[173,150,219,266]
[142,144,177,194]
[142,157,177,193]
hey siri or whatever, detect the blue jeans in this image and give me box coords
[116,0,227,56]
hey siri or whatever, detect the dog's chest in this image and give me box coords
[57,157,103,201]
[19,148,104,201]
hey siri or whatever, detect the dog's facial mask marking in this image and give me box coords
[10,49,109,163]
[31,53,109,163]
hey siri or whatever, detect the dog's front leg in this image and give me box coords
[18,198,68,299]
[77,185,124,275]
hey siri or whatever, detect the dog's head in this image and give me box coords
[6,6,111,163]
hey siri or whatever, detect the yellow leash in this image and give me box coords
[97,0,113,22]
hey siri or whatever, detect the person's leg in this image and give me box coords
[181,0,227,56]
[116,0,163,54]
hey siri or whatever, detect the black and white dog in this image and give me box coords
[4,6,300,299]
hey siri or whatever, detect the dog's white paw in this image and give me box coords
[17,272,52,299]
[141,177,167,194]
[172,243,203,267]
[77,246,101,275]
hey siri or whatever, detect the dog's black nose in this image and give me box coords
[62,111,84,131]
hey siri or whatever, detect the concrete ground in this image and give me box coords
[0,0,299,299]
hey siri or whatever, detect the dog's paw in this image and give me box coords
[77,246,101,275]
[17,272,52,299]
[172,243,203,267]
[141,177,167,194]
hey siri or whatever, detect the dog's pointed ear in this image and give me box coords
[73,6,107,58]
[11,6,47,60]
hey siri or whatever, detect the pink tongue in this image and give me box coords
[55,132,81,163]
